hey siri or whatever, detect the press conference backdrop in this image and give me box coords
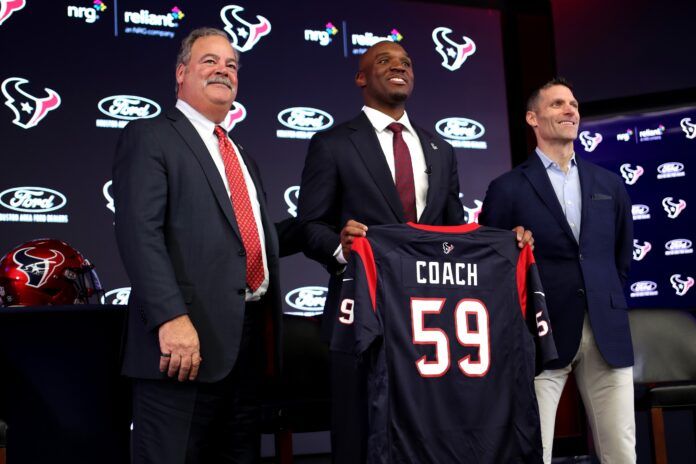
[0,0,511,315]
[578,106,695,308]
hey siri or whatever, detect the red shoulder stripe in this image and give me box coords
[352,237,377,312]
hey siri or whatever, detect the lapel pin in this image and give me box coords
[430,141,438,150]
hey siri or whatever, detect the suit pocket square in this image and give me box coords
[591,193,612,200]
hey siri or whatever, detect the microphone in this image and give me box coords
[424,165,432,175]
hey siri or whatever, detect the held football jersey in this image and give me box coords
[332,223,557,464]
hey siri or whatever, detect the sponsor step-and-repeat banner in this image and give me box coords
[579,107,695,308]
[1,0,511,315]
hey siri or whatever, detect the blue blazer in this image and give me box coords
[113,107,282,382]
[297,111,464,340]
[480,154,634,369]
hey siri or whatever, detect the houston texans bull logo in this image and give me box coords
[442,242,454,255]
[2,77,61,129]
[670,274,694,297]
[619,163,644,185]
[220,5,271,53]
[12,247,65,288]
[579,131,603,152]
[221,101,247,132]
[662,197,687,219]
[680,117,696,139]
[432,27,476,71]
[460,196,482,224]
[632,239,652,261]
[0,0,25,26]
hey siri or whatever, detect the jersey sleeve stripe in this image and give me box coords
[352,237,378,312]
[516,244,535,318]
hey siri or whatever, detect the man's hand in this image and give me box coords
[340,219,368,259]
[158,314,202,382]
[513,225,534,250]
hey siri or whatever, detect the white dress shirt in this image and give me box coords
[176,99,269,300]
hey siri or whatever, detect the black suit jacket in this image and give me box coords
[113,107,281,382]
[297,111,464,340]
[480,154,634,369]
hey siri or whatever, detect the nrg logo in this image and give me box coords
[67,0,106,24]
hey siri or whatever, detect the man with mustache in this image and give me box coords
[298,40,532,463]
[114,27,282,463]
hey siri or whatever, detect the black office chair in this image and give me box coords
[261,314,331,463]
[629,309,696,464]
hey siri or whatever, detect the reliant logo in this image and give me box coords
[0,0,26,26]
[284,186,299,217]
[656,162,685,180]
[221,101,246,132]
[67,1,106,24]
[285,286,327,316]
[664,238,693,256]
[616,128,634,142]
[631,204,651,221]
[103,180,114,213]
[123,6,184,39]
[1,77,61,129]
[304,22,338,46]
[432,27,476,72]
[630,280,658,298]
[0,186,69,223]
[619,163,644,185]
[638,124,665,142]
[680,117,696,139]
[100,287,131,305]
[435,117,487,149]
[579,131,602,152]
[662,197,686,219]
[632,239,652,261]
[351,28,402,55]
[96,95,161,129]
[276,107,334,140]
[670,274,694,296]
[220,5,271,52]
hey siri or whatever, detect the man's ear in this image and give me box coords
[175,63,186,87]
[525,110,537,128]
[355,71,366,88]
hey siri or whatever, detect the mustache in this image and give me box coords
[206,76,233,89]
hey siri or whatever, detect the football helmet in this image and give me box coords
[0,238,104,306]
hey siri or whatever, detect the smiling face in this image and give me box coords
[526,84,580,146]
[176,35,238,123]
[355,41,414,119]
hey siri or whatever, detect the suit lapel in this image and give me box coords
[167,108,242,241]
[576,157,594,244]
[348,112,404,221]
[415,125,444,224]
[521,154,577,243]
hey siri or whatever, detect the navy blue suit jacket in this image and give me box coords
[297,111,464,340]
[113,107,281,382]
[480,153,633,369]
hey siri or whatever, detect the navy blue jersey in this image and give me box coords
[331,223,557,464]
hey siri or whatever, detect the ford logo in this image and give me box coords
[665,239,692,250]
[285,286,328,311]
[657,162,684,174]
[277,107,333,131]
[630,281,657,292]
[435,117,485,140]
[0,186,67,213]
[101,287,131,305]
[631,204,650,215]
[98,95,161,121]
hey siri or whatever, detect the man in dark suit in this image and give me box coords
[114,27,281,463]
[480,78,635,463]
[297,40,532,463]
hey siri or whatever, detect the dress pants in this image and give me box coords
[535,314,636,464]
[330,350,368,464]
[131,307,263,464]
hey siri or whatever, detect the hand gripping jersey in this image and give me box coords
[332,223,557,464]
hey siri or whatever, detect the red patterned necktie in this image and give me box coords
[388,122,417,222]
[214,126,264,292]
